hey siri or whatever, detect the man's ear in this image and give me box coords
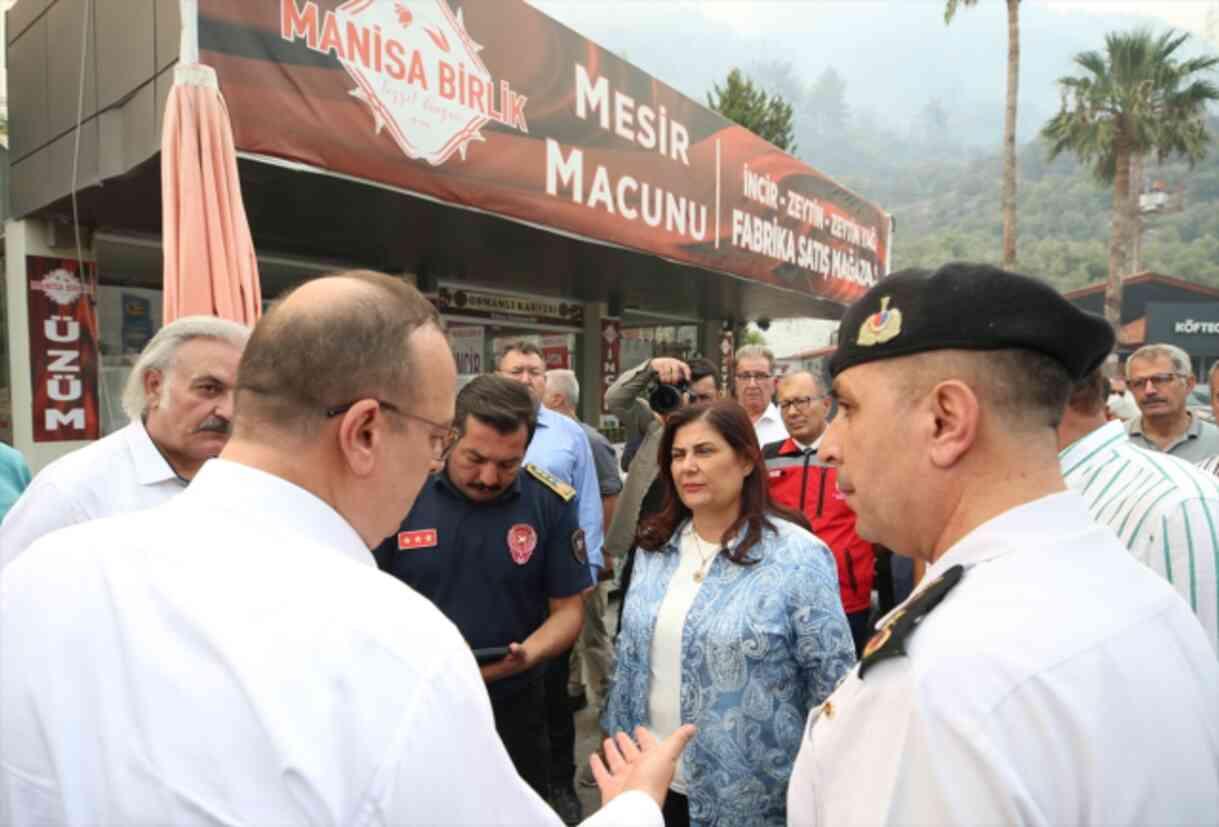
[143,369,165,410]
[926,380,980,469]
[335,399,384,478]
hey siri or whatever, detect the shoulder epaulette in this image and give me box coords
[858,564,964,679]
[525,463,576,502]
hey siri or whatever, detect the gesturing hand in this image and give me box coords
[591,725,697,809]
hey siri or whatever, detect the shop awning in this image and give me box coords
[191,0,892,316]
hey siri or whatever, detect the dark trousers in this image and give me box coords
[662,791,690,827]
[545,647,576,792]
[847,608,873,659]
[489,675,549,798]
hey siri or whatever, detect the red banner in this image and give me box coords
[198,0,892,307]
[26,256,100,442]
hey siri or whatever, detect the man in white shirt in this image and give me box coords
[1,270,692,826]
[0,316,249,567]
[1059,367,1219,654]
[734,344,789,446]
[788,263,1219,826]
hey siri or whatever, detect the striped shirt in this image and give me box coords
[1198,454,1219,478]
[1060,420,1219,655]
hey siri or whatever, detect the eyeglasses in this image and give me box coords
[1128,372,1186,393]
[735,372,773,385]
[778,395,825,412]
[325,399,458,461]
[502,367,545,379]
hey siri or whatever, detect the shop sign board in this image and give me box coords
[1146,302,1219,357]
[26,256,100,442]
[199,0,892,307]
[601,318,621,415]
[433,284,583,327]
[447,324,484,376]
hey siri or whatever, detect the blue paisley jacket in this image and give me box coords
[602,517,855,827]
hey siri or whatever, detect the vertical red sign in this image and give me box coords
[27,256,100,442]
[600,318,622,415]
[720,326,735,397]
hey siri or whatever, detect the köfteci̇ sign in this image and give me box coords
[200,0,891,307]
[27,256,100,442]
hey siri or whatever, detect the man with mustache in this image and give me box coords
[1123,343,1219,462]
[0,316,248,567]
[374,375,591,801]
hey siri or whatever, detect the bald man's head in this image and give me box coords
[233,271,440,438]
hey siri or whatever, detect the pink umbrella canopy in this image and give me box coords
[161,62,262,325]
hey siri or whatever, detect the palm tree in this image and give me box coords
[945,0,1021,268]
[1042,29,1219,330]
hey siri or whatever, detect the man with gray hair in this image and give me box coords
[734,344,788,445]
[1124,343,1219,462]
[542,369,622,721]
[0,315,248,567]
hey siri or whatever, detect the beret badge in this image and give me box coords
[856,296,902,347]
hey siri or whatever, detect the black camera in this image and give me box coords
[649,379,689,414]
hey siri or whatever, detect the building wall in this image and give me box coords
[6,0,177,218]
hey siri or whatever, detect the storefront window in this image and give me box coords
[96,285,163,435]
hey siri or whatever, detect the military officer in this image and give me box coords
[374,375,592,799]
[787,263,1219,825]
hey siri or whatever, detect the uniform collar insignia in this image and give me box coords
[858,564,964,679]
[856,296,903,346]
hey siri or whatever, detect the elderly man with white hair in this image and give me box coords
[0,316,249,567]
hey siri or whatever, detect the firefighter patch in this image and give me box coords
[508,523,537,565]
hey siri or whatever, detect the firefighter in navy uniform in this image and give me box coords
[373,376,590,799]
[763,370,875,656]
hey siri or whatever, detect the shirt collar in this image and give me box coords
[758,403,781,424]
[185,459,375,568]
[1128,410,1201,440]
[1058,419,1129,477]
[874,491,1089,628]
[124,420,186,487]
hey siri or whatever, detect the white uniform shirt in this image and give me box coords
[753,403,789,447]
[1061,419,1219,654]
[0,459,660,827]
[0,421,184,568]
[787,492,1219,826]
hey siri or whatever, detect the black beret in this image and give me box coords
[828,262,1115,381]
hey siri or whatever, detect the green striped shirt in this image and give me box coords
[1061,420,1219,655]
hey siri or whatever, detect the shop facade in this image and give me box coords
[3,0,892,471]
[1064,273,1219,380]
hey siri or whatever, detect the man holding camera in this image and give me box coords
[604,356,720,601]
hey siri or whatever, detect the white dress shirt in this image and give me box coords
[787,492,1219,826]
[1061,419,1219,654]
[0,459,660,827]
[0,421,184,568]
[753,403,789,447]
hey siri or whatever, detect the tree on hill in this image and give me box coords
[945,0,1022,268]
[708,68,797,152]
[1042,29,1219,329]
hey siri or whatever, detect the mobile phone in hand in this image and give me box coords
[473,646,510,664]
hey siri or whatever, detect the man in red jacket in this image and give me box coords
[762,370,875,656]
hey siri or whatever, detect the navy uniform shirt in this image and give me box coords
[373,465,592,696]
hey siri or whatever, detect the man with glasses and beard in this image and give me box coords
[0,316,249,567]
[374,375,592,802]
[1124,344,1219,462]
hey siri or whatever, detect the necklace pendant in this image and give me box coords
[693,570,704,582]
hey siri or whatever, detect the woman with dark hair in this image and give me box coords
[602,401,854,827]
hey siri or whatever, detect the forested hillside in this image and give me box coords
[855,119,1219,291]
